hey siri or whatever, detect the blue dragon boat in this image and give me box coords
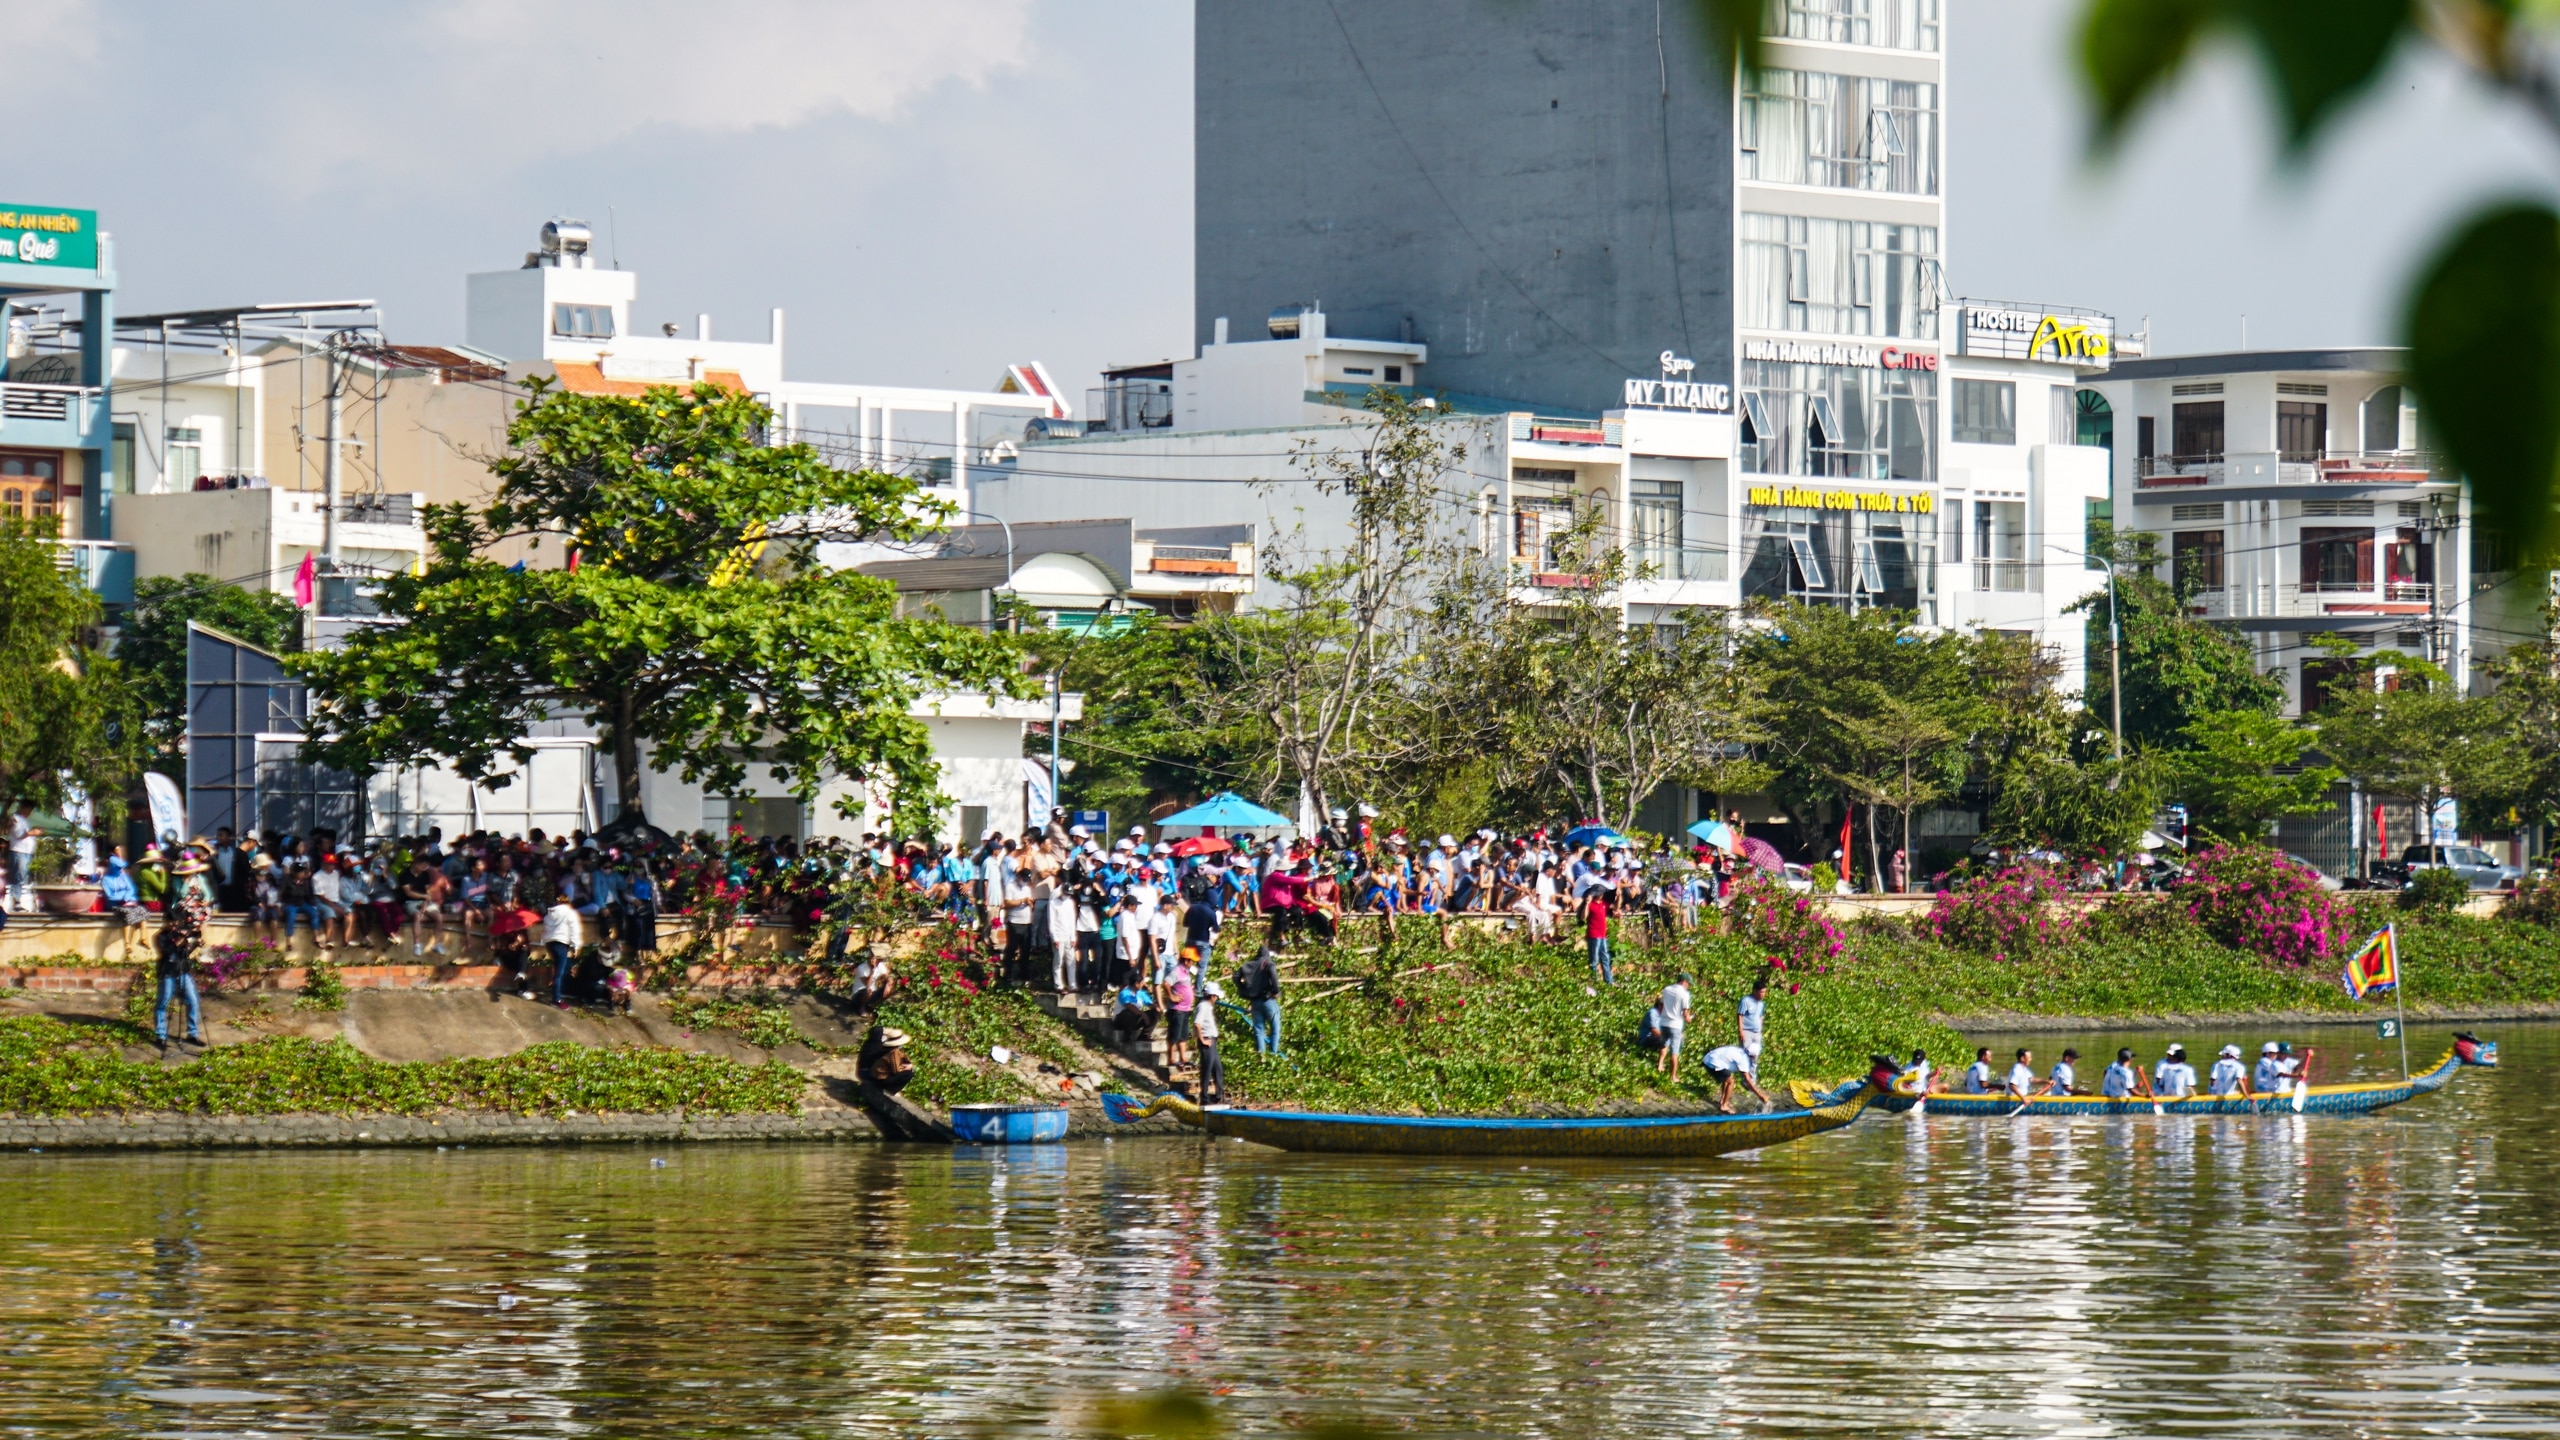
[1874,1038,2497,1119]
[1101,1071,1889,1158]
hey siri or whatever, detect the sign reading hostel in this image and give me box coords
[1959,305,2114,370]
[0,205,98,270]
[1746,484,1934,514]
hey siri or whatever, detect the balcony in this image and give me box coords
[2185,584,2434,622]
[2136,450,2446,492]
[52,538,134,602]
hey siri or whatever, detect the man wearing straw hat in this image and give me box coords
[154,849,214,1053]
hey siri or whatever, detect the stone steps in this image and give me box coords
[1036,992,1172,1071]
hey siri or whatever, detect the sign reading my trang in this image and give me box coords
[1745,484,1935,514]
[1623,349,1732,412]
[0,205,98,270]
[1959,306,2113,369]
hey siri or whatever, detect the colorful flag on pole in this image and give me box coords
[291,552,316,609]
[2342,926,2399,1000]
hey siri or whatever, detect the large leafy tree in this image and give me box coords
[2315,660,2533,849]
[2077,530,2283,750]
[120,573,302,755]
[296,380,1024,834]
[1019,612,1268,826]
[2162,709,2341,845]
[0,519,144,822]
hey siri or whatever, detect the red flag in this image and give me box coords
[567,548,581,574]
[292,552,316,608]
[1839,804,1854,882]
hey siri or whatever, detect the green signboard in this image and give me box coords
[2377,1017,2400,1040]
[0,205,99,270]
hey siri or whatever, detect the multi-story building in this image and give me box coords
[985,3,2108,671]
[1,201,128,600]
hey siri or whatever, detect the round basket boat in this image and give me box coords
[949,1103,1071,1145]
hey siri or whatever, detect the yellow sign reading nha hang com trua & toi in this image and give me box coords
[1745,485,1934,514]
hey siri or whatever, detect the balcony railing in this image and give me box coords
[1631,547,1731,582]
[1,381,99,422]
[2137,449,2447,489]
[2186,584,2435,621]
[1972,558,2030,593]
[50,538,133,600]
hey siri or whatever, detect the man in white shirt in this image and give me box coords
[1737,979,1768,1061]
[1655,973,1693,1079]
[1962,1047,1995,1094]
[2208,1044,2252,1098]
[2004,1048,2037,1102]
[1703,1042,1772,1113]
[6,808,36,912]
[2100,1047,2150,1100]
[2040,1048,2079,1096]
[2154,1045,2198,1098]
[542,895,583,1007]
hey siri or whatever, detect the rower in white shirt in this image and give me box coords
[2039,1048,2080,1096]
[2154,1045,2198,1098]
[2252,1042,2288,1095]
[2004,1048,2037,1101]
[2100,1047,2151,1099]
[1961,1047,1995,1094]
[2207,1044,2252,1098]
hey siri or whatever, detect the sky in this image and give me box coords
[14,2,2560,403]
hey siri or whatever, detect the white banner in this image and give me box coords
[142,771,186,846]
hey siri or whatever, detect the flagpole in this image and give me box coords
[2391,922,2409,1080]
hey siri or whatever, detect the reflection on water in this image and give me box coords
[1,1026,2553,1436]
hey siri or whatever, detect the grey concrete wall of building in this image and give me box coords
[1196,0,1735,417]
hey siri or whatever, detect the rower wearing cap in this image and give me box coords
[2040,1048,2080,1096]
[2100,1047,2152,1099]
[2252,1041,2286,1094]
[2207,1043,2252,1098]
[2154,1045,2198,1097]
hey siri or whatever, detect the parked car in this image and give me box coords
[2400,844,2521,891]
[2282,853,2346,892]
[1781,862,1814,894]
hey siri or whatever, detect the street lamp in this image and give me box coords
[2047,542,2124,763]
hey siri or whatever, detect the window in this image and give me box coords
[2050,385,2076,445]
[2277,400,2328,462]
[0,452,60,518]
[2362,385,2403,453]
[2300,658,2358,715]
[2075,390,2114,450]
[1384,366,1403,382]
[1630,477,1685,572]
[2137,415,2157,461]
[1741,360,1936,482]
[2300,526,2375,591]
[1768,0,1941,51]
[1740,69,1939,195]
[551,304,615,339]
[1737,213,1940,338]
[112,422,135,495]
[2172,401,2224,461]
[1941,497,1963,562]
[166,426,203,488]
[2173,530,2225,592]
[1342,366,1374,377]
[1972,499,2026,592]
[1951,379,2014,445]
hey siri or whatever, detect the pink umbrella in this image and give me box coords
[1741,837,1786,875]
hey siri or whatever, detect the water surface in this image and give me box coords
[1,1024,2552,1436]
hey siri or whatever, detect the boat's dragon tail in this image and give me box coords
[1102,1091,1205,1128]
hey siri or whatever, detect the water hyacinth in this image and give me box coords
[2169,844,2360,967]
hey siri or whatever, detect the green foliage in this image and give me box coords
[2401,864,2473,916]
[870,971,1091,1107]
[2077,529,2284,748]
[0,517,145,821]
[0,1015,804,1117]
[2410,202,2560,561]
[1987,751,2159,857]
[295,954,347,1012]
[2163,708,2341,843]
[666,994,805,1051]
[2079,0,2416,156]
[2315,674,2531,816]
[1022,613,1266,825]
[120,574,302,751]
[2500,871,2560,926]
[293,379,1025,833]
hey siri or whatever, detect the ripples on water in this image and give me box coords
[0,1026,2553,1437]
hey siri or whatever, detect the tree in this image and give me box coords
[0,519,144,823]
[1482,523,1771,832]
[1828,693,1962,890]
[2315,674,2532,852]
[1019,612,1269,826]
[1986,750,2161,859]
[120,574,302,754]
[2162,708,2341,845]
[2076,530,2284,749]
[1202,389,1480,821]
[295,380,1024,835]
[1741,602,1986,887]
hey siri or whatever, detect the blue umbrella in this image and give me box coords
[1155,792,1294,830]
[1562,824,1625,848]
[1687,819,1736,849]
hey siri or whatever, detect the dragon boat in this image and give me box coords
[1873,1038,2497,1119]
[1100,1071,1888,1158]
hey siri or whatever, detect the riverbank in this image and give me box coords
[6,907,2556,1143]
